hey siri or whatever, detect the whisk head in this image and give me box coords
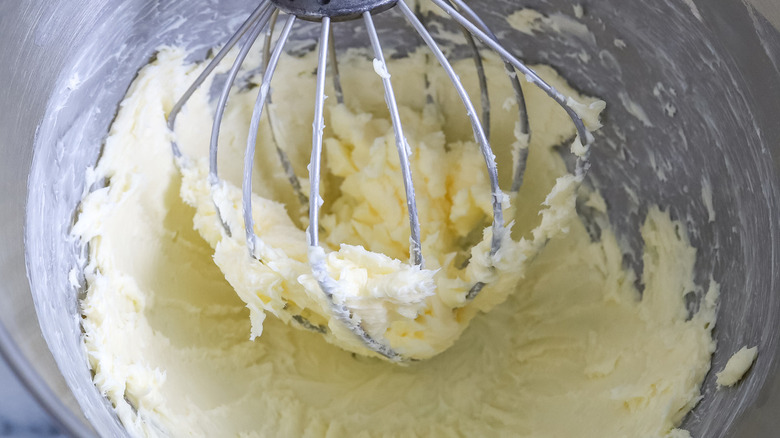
[168,0,595,362]
[272,0,397,22]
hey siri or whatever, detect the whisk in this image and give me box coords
[167,0,593,362]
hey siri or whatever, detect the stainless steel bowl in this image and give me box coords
[2,0,779,436]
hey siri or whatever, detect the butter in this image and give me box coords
[717,346,758,387]
[74,46,716,437]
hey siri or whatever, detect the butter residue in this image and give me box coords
[507,8,596,45]
[618,91,655,128]
[717,346,758,387]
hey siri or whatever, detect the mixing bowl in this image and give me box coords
[2,0,780,436]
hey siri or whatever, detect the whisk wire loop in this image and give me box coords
[261,12,310,208]
[432,0,592,176]
[303,16,406,362]
[307,17,331,250]
[168,0,274,158]
[169,0,596,361]
[242,15,298,258]
[328,27,345,105]
[452,7,491,142]
[210,7,273,186]
[398,0,505,256]
[445,0,533,192]
[364,11,424,267]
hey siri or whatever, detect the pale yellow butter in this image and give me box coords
[74,46,716,437]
